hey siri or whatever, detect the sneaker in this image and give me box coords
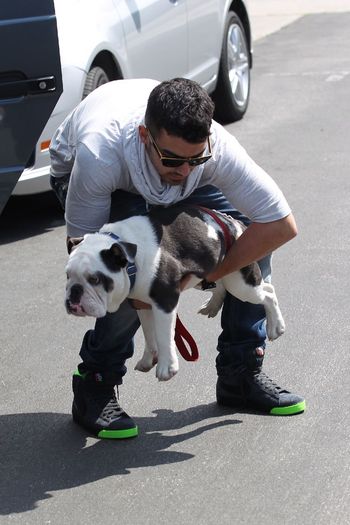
[72,370,138,438]
[216,371,305,415]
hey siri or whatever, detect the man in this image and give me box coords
[50,77,305,440]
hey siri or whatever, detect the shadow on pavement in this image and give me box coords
[0,190,138,245]
[0,192,65,245]
[0,404,241,515]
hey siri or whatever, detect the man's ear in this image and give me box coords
[67,236,84,254]
[138,125,148,144]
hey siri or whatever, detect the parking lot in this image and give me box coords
[1,4,350,525]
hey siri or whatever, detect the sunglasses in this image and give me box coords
[147,129,212,168]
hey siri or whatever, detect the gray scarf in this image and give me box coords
[123,124,205,206]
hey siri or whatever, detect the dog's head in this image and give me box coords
[65,233,137,318]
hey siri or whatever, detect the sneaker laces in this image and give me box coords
[88,383,124,421]
[252,371,288,395]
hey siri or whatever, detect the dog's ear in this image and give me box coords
[119,241,137,263]
[100,242,136,272]
[67,236,84,254]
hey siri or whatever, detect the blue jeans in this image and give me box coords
[78,185,271,382]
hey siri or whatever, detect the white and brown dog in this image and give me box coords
[65,206,285,381]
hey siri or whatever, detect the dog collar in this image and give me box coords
[101,231,137,289]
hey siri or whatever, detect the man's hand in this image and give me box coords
[66,236,84,254]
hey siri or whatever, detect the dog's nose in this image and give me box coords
[69,283,84,304]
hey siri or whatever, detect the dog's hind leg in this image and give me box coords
[134,310,159,373]
[221,271,285,341]
[261,282,285,340]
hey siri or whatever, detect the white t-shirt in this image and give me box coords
[50,79,291,237]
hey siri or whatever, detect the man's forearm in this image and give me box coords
[206,213,297,282]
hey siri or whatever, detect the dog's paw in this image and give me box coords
[134,349,158,373]
[267,317,286,340]
[198,297,222,318]
[156,360,179,381]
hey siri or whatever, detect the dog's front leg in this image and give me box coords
[134,310,159,373]
[152,307,179,381]
[198,281,226,318]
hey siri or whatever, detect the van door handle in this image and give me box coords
[0,75,57,99]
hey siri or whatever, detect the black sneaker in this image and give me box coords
[216,371,305,415]
[72,370,138,439]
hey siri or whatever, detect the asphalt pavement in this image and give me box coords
[1,7,350,525]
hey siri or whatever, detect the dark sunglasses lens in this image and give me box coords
[162,159,185,168]
[161,154,211,168]
[188,156,210,167]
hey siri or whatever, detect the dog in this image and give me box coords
[65,206,285,381]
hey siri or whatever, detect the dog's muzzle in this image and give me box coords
[66,299,86,316]
[66,283,86,316]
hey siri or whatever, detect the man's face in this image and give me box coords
[139,126,208,186]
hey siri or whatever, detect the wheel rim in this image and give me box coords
[226,23,249,107]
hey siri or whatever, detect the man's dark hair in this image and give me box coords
[145,78,214,143]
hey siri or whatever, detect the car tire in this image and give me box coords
[82,66,110,98]
[213,11,250,123]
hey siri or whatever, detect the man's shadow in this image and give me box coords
[0,403,241,515]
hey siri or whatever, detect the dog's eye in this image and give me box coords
[88,275,100,286]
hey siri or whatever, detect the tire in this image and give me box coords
[213,11,250,123]
[82,66,110,98]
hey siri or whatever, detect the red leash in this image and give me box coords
[175,315,199,361]
[174,207,233,362]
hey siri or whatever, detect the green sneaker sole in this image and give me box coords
[270,400,306,416]
[97,426,139,439]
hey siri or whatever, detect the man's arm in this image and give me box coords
[65,144,114,237]
[205,213,297,282]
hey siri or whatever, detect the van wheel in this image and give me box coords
[82,66,110,98]
[213,11,250,123]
